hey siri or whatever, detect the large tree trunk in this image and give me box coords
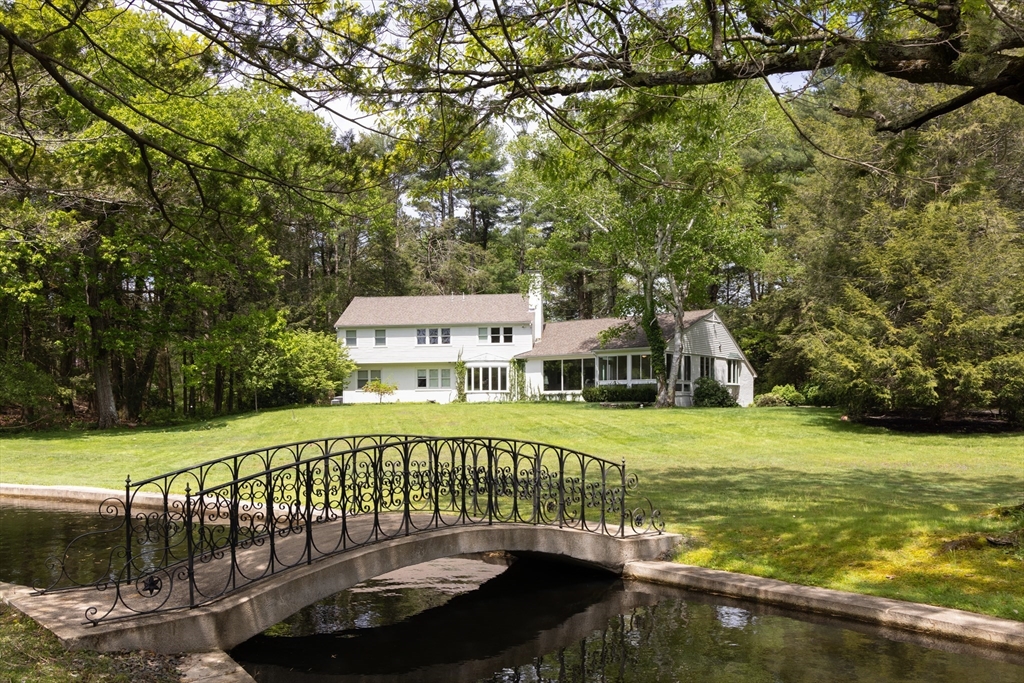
[94,348,118,429]
[122,346,158,420]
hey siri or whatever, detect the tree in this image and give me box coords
[362,378,398,404]
[3,0,1022,176]
[745,79,1024,421]
[522,84,784,406]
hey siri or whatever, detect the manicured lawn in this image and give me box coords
[0,603,181,683]
[1,404,1022,620]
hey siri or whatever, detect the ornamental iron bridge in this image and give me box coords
[39,435,664,626]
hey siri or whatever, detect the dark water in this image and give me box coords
[0,500,127,588]
[2,502,1022,682]
[230,557,1024,683]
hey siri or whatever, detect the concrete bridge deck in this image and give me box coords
[2,510,679,653]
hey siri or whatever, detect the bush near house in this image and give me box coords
[754,393,788,407]
[692,377,738,407]
[755,384,807,407]
[581,385,658,403]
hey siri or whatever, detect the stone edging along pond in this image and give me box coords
[2,484,1022,656]
[622,561,1024,654]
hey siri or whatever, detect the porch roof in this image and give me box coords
[515,311,713,359]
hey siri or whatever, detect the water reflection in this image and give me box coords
[3,503,1022,683]
[233,558,1024,683]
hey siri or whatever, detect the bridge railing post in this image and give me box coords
[557,451,565,529]
[123,476,133,583]
[402,442,411,535]
[486,440,494,526]
[265,469,276,575]
[373,446,382,541]
[185,484,195,608]
[229,478,238,591]
[536,448,544,524]
[304,460,313,565]
[620,459,627,538]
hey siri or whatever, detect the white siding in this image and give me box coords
[340,324,533,366]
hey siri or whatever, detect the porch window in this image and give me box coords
[543,360,583,391]
[631,354,652,380]
[700,356,713,378]
[599,356,627,381]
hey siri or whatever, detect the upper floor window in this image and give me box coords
[345,330,357,347]
[479,327,513,344]
[727,359,741,384]
[417,328,451,345]
[375,329,386,346]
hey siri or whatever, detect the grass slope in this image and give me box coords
[1,404,1022,619]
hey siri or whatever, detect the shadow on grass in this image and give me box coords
[791,409,1024,440]
[638,465,1024,610]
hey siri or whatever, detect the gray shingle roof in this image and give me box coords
[515,311,713,358]
[335,294,532,327]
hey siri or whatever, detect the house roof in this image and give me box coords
[516,310,714,358]
[335,294,532,327]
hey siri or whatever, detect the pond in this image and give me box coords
[2,500,1022,682]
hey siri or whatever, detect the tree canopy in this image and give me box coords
[3,0,1023,172]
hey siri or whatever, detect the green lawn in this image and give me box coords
[1,404,1022,620]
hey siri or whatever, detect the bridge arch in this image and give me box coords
[52,523,676,653]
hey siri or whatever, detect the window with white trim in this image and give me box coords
[416,328,451,345]
[598,356,628,381]
[700,356,714,378]
[418,368,451,388]
[543,359,585,392]
[479,327,513,343]
[357,369,381,388]
[728,359,741,384]
[630,354,653,380]
[345,330,357,347]
[468,366,508,392]
[374,329,386,346]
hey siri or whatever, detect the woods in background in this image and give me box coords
[2,3,1022,427]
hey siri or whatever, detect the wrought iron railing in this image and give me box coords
[39,435,663,625]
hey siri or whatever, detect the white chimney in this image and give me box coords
[528,271,543,342]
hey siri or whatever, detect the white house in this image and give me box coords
[335,287,756,406]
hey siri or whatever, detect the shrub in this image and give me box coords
[581,385,658,403]
[692,377,739,407]
[362,379,398,403]
[754,393,788,407]
[772,384,806,406]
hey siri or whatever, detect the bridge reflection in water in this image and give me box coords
[233,557,1024,683]
[233,558,653,683]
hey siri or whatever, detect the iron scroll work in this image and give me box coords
[39,435,664,625]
